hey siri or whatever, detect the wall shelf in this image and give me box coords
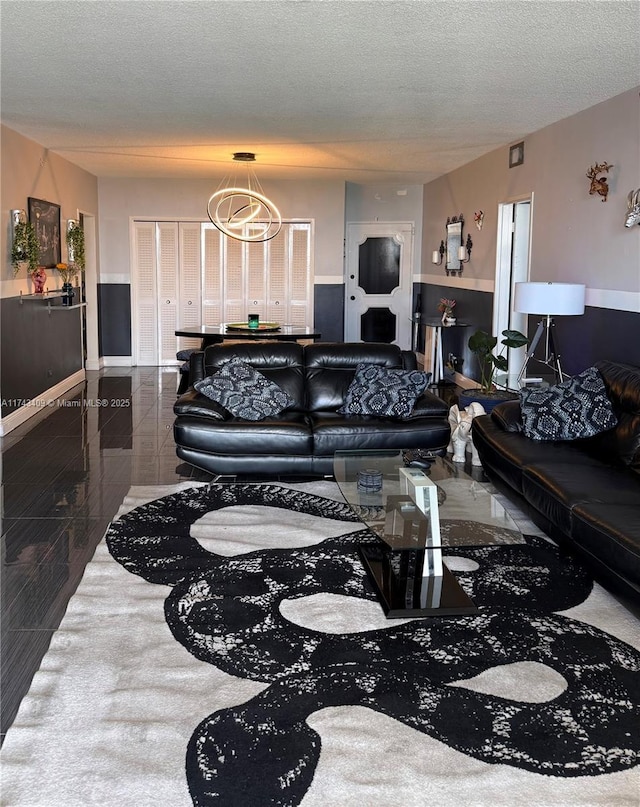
[20,291,66,302]
[19,290,85,313]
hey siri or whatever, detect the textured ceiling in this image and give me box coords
[1,0,639,183]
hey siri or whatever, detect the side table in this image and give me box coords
[423,320,469,384]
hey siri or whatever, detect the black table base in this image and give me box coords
[360,544,479,618]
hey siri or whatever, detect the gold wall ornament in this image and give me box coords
[586,162,614,202]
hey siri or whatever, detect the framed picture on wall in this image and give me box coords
[509,142,525,168]
[28,197,61,267]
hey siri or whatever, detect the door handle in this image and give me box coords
[350,295,355,301]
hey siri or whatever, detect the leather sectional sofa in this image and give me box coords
[174,341,450,476]
[472,360,640,604]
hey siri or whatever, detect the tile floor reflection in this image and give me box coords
[0,367,213,742]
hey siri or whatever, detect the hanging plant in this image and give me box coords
[11,221,40,276]
[66,222,85,272]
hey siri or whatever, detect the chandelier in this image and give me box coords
[207,152,282,242]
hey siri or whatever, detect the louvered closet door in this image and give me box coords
[246,239,267,322]
[133,219,313,366]
[266,231,287,323]
[217,221,312,326]
[223,236,245,323]
[133,222,158,365]
[202,225,223,326]
[157,223,180,364]
[178,222,202,353]
[287,224,311,327]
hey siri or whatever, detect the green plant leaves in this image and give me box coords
[468,328,529,392]
[501,330,529,349]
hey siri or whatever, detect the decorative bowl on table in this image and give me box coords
[225,322,281,332]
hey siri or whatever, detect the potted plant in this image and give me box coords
[11,220,39,276]
[459,328,529,411]
[66,222,85,272]
[438,297,456,325]
[55,262,78,305]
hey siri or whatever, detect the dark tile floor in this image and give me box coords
[0,369,466,743]
[0,367,216,743]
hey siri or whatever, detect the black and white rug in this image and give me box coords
[2,481,639,806]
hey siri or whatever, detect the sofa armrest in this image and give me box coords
[408,390,449,418]
[174,389,230,421]
[401,350,418,371]
[491,400,523,432]
[188,351,206,386]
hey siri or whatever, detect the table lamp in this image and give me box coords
[514,282,586,383]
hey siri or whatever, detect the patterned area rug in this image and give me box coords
[1,481,639,806]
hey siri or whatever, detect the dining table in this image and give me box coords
[175,323,322,349]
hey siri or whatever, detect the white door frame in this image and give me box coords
[78,211,100,371]
[494,194,533,386]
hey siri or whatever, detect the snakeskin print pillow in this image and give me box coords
[195,359,294,421]
[338,363,430,419]
[519,366,617,441]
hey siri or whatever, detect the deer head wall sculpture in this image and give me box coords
[625,189,640,227]
[586,162,614,202]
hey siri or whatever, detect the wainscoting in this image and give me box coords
[0,295,84,420]
[414,282,640,383]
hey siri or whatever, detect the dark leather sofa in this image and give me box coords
[174,341,450,476]
[472,360,640,603]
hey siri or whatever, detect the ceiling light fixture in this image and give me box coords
[207,152,282,242]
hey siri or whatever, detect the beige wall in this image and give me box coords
[4,84,638,304]
[97,177,346,283]
[422,87,640,309]
[1,124,99,299]
[345,182,424,278]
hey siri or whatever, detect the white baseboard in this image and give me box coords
[102,356,133,367]
[453,372,476,389]
[0,370,86,436]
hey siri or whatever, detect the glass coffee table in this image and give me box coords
[334,450,524,618]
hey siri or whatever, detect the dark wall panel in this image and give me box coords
[97,284,131,356]
[415,283,493,376]
[93,280,639,374]
[415,282,640,383]
[0,296,83,416]
[530,306,640,376]
[314,284,344,343]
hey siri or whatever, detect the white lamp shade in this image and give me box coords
[514,282,586,316]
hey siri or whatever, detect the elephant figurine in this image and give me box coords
[447,402,486,465]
